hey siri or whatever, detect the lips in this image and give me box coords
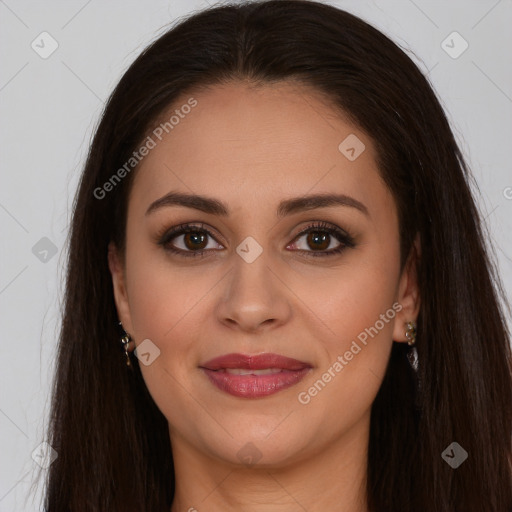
[200,352,311,371]
[199,353,312,398]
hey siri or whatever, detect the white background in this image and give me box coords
[0,1,511,510]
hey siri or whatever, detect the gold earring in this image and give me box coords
[405,321,417,346]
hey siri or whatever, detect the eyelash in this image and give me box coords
[156,221,356,259]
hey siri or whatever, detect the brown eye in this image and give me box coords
[288,221,355,257]
[158,221,355,259]
[182,232,208,250]
[158,223,223,257]
[305,231,331,251]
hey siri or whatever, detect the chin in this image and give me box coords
[214,425,310,467]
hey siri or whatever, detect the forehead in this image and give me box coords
[129,80,391,220]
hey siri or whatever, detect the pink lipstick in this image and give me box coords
[199,353,312,398]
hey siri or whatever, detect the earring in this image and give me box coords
[119,321,134,368]
[405,321,417,346]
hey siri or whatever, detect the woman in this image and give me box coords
[42,1,512,510]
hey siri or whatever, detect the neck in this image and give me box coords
[169,415,370,512]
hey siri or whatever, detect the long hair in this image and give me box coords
[43,1,512,510]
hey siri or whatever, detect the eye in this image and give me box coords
[157,223,223,258]
[287,221,355,257]
[157,221,355,258]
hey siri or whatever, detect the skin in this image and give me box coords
[108,79,420,512]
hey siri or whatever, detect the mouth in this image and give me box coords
[199,353,312,398]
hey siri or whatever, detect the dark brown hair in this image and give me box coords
[42,1,512,510]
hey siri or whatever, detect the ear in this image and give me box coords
[108,241,134,335]
[392,232,421,343]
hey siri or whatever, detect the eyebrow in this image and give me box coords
[145,191,369,218]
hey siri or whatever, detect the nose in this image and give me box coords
[214,250,292,333]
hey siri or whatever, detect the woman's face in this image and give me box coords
[109,80,419,468]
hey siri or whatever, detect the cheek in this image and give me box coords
[123,243,223,378]
[124,242,191,340]
[123,245,204,413]
[294,243,400,397]
[296,252,399,345]
[293,265,399,435]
